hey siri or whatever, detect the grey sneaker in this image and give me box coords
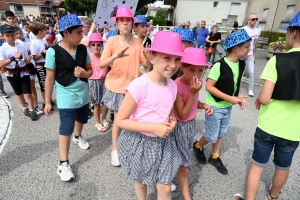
[0,90,9,98]
[23,108,31,117]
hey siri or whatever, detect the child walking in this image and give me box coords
[234,12,300,200]
[99,6,150,167]
[116,31,183,200]
[44,14,93,181]
[173,48,213,199]
[0,24,37,121]
[193,29,249,175]
[88,33,110,132]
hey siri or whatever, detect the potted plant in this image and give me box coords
[267,37,287,59]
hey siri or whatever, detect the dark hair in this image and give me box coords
[23,22,29,26]
[288,26,300,35]
[226,40,251,53]
[14,26,22,33]
[60,25,82,37]
[48,23,54,27]
[233,21,238,28]
[5,11,15,18]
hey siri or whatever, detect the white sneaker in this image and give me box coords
[34,107,44,115]
[72,136,90,150]
[248,90,254,97]
[171,182,177,192]
[57,162,75,182]
[111,150,121,166]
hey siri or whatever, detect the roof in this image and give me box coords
[4,0,63,6]
[0,1,10,11]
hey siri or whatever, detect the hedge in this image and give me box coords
[260,31,286,43]
[146,16,167,26]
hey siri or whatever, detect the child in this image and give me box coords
[5,11,15,26]
[193,29,249,175]
[99,6,150,167]
[0,24,37,121]
[134,15,152,75]
[46,24,56,46]
[173,48,213,199]
[29,21,55,111]
[116,31,183,200]
[44,14,93,181]
[88,33,110,132]
[234,12,300,200]
[21,22,30,52]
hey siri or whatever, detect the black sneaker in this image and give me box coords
[51,99,56,107]
[193,141,206,164]
[30,110,38,121]
[208,155,228,175]
[43,103,54,111]
[23,108,31,117]
[110,112,114,121]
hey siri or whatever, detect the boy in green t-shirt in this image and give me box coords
[193,29,250,175]
[234,12,300,200]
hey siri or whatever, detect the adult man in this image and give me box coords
[193,21,200,35]
[243,13,260,97]
[195,20,209,48]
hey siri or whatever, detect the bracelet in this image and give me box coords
[41,51,46,58]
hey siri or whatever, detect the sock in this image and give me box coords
[29,109,34,112]
[195,142,203,150]
[22,107,27,111]
[75,135,79,139]
[212,153,219,159]
[60,160,69,165]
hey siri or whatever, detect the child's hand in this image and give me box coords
[254,98,261,110]
[203,104,213,116]
[169,115,177,130]
[153,122,173,138]
[25,57,31,64]
[74,66,85,78]
[190,76,202,94]
[44,103,52,116]
[15,52,23,59]
[43,49,47,53]
[238,95,248,110]
[228,96,243,105]
[114,47,129,59]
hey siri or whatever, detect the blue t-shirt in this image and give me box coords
[196,27,209,45]
[45,43,91,109]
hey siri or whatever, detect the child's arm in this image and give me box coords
[255,80,275,109]
[0,51,23,68]
[206,78,242,105]
[99,47,129,69]
[197,101,213,116]
[44,68,55,115]
[116,92,173,138]
[74,63,93,79]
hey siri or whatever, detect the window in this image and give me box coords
[285,5,295,20]
[262,8,269,21]
[259,22,266,31]
[229,3,241,16]
[213,2,218,8]
[14,5,23,11]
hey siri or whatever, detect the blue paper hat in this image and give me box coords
[180,29,194,43]
[59,14,82,32]
[171,26,183,34]
[224,29,251,49]
[107,29,118,38]
[279,11,300,30]
[134,15,147,24]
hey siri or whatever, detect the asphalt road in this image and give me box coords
[0,48,299,200]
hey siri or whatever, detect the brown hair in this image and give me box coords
[29,21,46,35]
[80,18,92,26]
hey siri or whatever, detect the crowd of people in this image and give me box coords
[0,7,300,200]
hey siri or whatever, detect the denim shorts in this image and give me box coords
[58,103,89,135]
[204,106,232,143]
[251,127,299,170]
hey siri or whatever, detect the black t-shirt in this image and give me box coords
[205,32,221,48]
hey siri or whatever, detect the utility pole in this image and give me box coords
[271,0,280,31]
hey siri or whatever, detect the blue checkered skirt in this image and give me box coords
[117,130,182,185]
[101,87,124,111]
[88,79,106,104]
[173,119,196,167]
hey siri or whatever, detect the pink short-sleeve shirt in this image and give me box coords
[127,74,177,137]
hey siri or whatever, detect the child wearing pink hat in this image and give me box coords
[115,31,184,200]
[173,48,213,199]
[99,6,151,167]
[88,33,110,132]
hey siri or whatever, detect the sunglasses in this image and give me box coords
[249,18,258,21]
[90,43,102,47]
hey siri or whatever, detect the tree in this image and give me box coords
[64,0,98,16]
[155,9,168,19]
[135,0,156,14]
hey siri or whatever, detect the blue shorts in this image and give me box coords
[251,127,299,170]
[204,106,232,143]
[58,104,89,135]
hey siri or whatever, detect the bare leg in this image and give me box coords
[212,137,223,154]
[41,91,45,102]
[177,166,191,200]
[135,181,147,200]
[16,94,26,108]
[101,103,109,123]
[246,162,264,200]
[156,183,171,200]
[59,135,72,161]
[24,93,34,110]
[198,135,209,148]
[269,168,289,198]
[74,121,84,137]
[112,111,121,151]
[30,79,38,108]
[94,104,101,124]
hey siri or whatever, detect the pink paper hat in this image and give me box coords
[181,48,210,66]
[145,31,184,57]
[89,33,103,42]
[111,6,138,22]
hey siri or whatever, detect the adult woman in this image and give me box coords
[205,25,221,63]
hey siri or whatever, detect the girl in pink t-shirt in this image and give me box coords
[88,33,110,132]
[116,31,184,200]
[173,48,213,199]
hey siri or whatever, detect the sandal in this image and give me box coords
[95,123,108,132]
[102,120,111,131]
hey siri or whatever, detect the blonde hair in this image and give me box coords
[80,18,92,26]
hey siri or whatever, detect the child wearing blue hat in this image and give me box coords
[234,12,300,200]
[193,29,249,175]
[44,14,93,182]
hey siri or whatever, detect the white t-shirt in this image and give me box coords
[22,30,30,42]
[29,16,33,22]
[30,38,48,67]
[243,26,260,56]
[0,43,29,77]
[55,33,62,43]
[29,32,36,42]
[81,33,92,54]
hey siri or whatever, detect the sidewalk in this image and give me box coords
[0,95,11,151]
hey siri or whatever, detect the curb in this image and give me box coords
[0,97,13,154]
